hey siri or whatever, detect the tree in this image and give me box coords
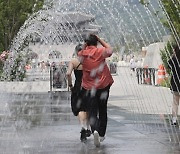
[140,0,179,87]
[160,0,180,38]
[9,54,26,81]
[0,0,44,80]
[0,0,44,52]
[140,0,180,38]
[158,0,179,74]
[140,0,180,69]
[160,41,174,74]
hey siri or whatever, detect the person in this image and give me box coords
[66,44,91,142]
[129,55,136,76]
[78,34,114,147]
[168,44,180,125]
[40,61,46,80]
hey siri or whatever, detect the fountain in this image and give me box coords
[0,0,180,153]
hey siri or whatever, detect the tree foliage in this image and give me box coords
[0,0,44,80]
[161,0,180,37]
[160,41,174,74]
[0,0,44,52]
[140,0,179,72]
[159,0,179,75]
[9,54,26,81]
[140,0,180,38]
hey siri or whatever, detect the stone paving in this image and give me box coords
[0,67,180,154]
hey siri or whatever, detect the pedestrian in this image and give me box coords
[168,44,180,125]
[129,55,136,76]
[40,61,46,80]
[78,34,114,147]
[66,44,91,142]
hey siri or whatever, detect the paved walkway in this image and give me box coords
[0,67,180,154]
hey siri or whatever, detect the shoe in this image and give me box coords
[171,117,177,126]
[80,128,87,142]
[86,129,91,137]
[100,136,105,142]
[171,121,177,126]
[94,131,100,147]
[171,119,178,126]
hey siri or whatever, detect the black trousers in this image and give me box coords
[81,85,110,137]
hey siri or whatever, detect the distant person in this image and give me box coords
[66,44,91,142]
[130,56,136,75]
[40,61,46,80]
[32,58,36,69]
[41,61,46,70]
[78,34,114,147]
[46,60,50,72]
[168,44,180,125]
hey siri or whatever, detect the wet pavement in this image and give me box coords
[0,67,180,154]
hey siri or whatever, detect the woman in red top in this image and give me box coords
[78,34,114,147]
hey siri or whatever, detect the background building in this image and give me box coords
[27,11,101,63]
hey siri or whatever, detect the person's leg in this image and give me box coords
[77,88,91,141]
[92,86,110,147]
[85,112,90,129]
[85,112,91,137]
[97,86,110,137]
[78,111,91,132]
[78,111,88,129]
[88,93,98,134]
[86,91,101,147]
[78,111,89,141]
[172,93,180,124]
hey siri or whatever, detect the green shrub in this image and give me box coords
[160,77,170,88]
[10,54,26,81]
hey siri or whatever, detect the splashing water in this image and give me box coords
[0,0,180,153]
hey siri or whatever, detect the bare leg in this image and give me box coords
[78,111,91,141]
[172,93,180,122]
[78,111,88,129]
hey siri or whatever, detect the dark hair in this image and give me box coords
[84,34,98,46]
[75,44,82,54]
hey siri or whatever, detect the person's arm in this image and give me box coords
[95,35,113,57]
[66,61,74,89]
[82,42,87,50]
[96,36,110,48]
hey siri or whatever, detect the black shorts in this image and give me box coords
[79,85,110,113]
[71,87,87,116]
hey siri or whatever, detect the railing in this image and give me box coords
[136,68,158,85]
[109,62,117,75]
[50,64,68,92]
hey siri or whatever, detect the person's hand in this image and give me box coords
[82,43,87,50]
[90,34,99,41]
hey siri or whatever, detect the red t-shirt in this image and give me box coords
[78,46,114,90]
